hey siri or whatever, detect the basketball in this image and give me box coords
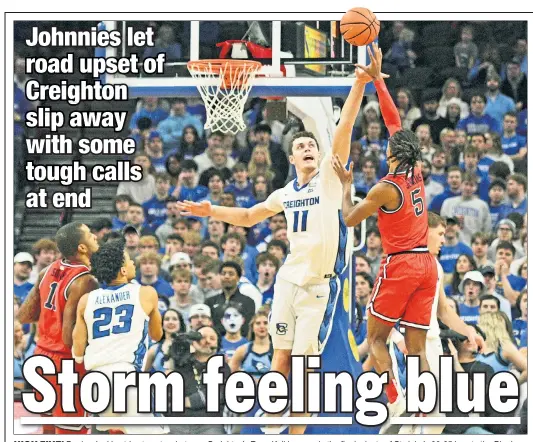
[340,7,380,46]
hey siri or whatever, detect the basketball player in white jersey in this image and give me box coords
[386,212,485,435]
[178,43,387,434]
[72,239,168,435]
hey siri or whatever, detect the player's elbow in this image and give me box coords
[150,326,163,342]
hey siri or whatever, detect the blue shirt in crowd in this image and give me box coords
[501,134,527,156]
[458,303,480,324]
[456,113,501,135]
[135,277,174,298]
[439,242,473,274]
[112,216,127,231]
[225,182,257,209]
[14,281,34,303]
[484,93,516,124]
[429,187,461,213]
[512,318,528,349]
[177,185,209,202]
[142,196,169,231]
[129,107,169,131]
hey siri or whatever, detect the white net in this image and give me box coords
[187,60,262,134]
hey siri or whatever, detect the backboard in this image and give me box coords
[99,19,373,97]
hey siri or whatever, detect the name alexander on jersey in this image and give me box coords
[283,196,320,209]
[94,291,131,305]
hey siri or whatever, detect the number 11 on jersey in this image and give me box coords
[292,210,309,233]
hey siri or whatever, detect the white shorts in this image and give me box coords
[269,277,334,355]
[93,362,169,435]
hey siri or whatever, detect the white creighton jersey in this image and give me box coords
[427,258,443,340]
[264,152,349,286]
[83,282,149,371]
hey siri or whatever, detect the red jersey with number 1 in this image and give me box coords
[377,167,429,255]
[37,259,90,355]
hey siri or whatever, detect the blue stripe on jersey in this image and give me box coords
[334,210,348,274]
[318,278,338,347]
[133,320,149,371]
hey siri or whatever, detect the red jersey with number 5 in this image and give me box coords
[37,259,90,355]
[377,168,428,255]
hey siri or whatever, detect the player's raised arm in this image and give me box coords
[141,285,163,342]
[178,194,282,228]
[356,44,401,136]
[332,42,388,164]
[332,154,397,227]
[72,293,89,362]
[62,274,99,348]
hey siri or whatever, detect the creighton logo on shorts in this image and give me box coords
[276,323,288,335]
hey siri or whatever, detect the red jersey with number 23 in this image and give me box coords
[377,167,429,255]
[37,259,91,355]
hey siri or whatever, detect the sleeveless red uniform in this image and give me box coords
[368,168,438,329]
[34,259,90,434]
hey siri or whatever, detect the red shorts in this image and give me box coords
[367,252,438,329]
[33,346,88,434]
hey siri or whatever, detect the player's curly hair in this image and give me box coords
[90,239,126,284]
[388,129,422,178]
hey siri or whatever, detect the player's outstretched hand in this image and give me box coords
[355,41,389,81]
[177,200,212,217]
[332,154,353,186]
[466,325,487,353]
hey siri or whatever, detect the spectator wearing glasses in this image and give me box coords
[489,219,525,261]
[501,57,528,111]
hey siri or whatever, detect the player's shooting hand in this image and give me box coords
[332,154,353,186]
[355,42,390,81]
[177,200,212,217]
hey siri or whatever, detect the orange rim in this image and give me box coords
[187,59,262,89]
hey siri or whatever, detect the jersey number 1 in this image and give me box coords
[93,305,134,339]
[292,210,309,232]
[411,188,424,217]
[43,282,58,311]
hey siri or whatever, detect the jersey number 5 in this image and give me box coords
[93,305,134,339]
[411,188,424,217]
[292,210,309,232]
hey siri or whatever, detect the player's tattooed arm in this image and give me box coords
[62,274,99,348]
[17,268,47,323]
[72,293,89,359]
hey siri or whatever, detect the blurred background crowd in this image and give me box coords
[14,20,527,434]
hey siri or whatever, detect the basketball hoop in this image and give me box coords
[187,59,262,134]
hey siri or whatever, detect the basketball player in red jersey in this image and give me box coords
[18,222,100,434]
[332,45,438,421]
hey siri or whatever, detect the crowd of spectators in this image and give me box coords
[14,20,527,434]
